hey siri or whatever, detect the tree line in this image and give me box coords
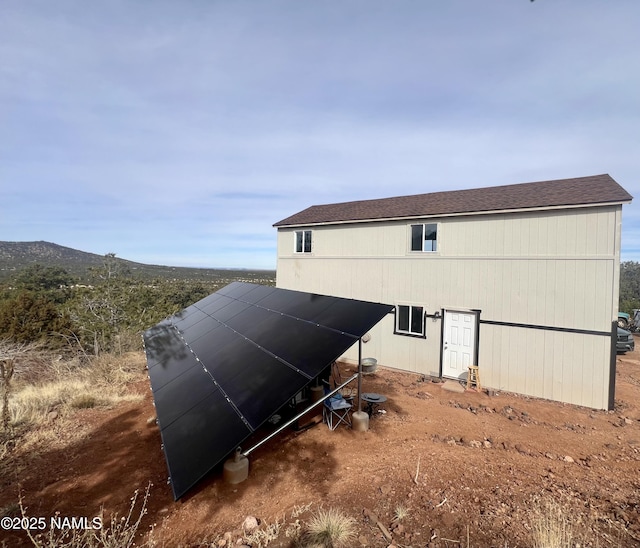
[619,261,640,316]
[1,258,638,355]
[0,255,274,355]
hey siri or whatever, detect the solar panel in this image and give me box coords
[143,282,393,499]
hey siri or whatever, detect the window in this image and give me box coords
[395,305,425,337]
[411,223,437,252]
[295,230,312,253]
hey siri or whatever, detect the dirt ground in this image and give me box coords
[3,344,640,548]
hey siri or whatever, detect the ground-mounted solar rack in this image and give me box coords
[143,282,393,499]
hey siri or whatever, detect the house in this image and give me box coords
[273,174,633,410]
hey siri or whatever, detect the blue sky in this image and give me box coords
[1,1,639,269]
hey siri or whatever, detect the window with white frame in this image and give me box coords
[294,230,312,253]
[395,304,425,337]
[410,223,437,252]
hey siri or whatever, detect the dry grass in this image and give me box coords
[242,519,285,548]
[1,351,144,481]
[530,498,573,548]
[7,353,143,428]
[300,507,357,548]
[232,505,356,548]
[393,504,409,521]
[22,483,152,548]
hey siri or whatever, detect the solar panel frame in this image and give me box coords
[143,282,393,499]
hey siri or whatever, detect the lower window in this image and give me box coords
[395,305,425,337]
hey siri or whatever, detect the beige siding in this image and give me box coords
[478,325,610,409]
[278,206,618,261]
[276,204,622,409]
[278,256,615,331]
[443,208,616,258]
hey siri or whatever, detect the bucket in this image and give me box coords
[361,358,378,374]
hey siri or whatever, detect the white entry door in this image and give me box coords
[442,311,476,379]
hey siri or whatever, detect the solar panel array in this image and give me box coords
[143,282,393,499]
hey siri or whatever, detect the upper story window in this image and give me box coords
[395,304,425,337]
[295,230,312,253]
[411,223,437,252]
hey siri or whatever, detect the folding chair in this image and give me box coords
[323,394,352,430]
[321,378,352,430]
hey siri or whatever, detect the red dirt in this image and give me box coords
[3,347,640,547]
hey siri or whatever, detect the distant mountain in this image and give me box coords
[0,241,275,282]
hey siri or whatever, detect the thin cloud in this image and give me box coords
[1,1,638,269]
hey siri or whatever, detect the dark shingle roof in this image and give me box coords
[273,174,632,227]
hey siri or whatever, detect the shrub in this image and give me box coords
[0,291,73,349]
